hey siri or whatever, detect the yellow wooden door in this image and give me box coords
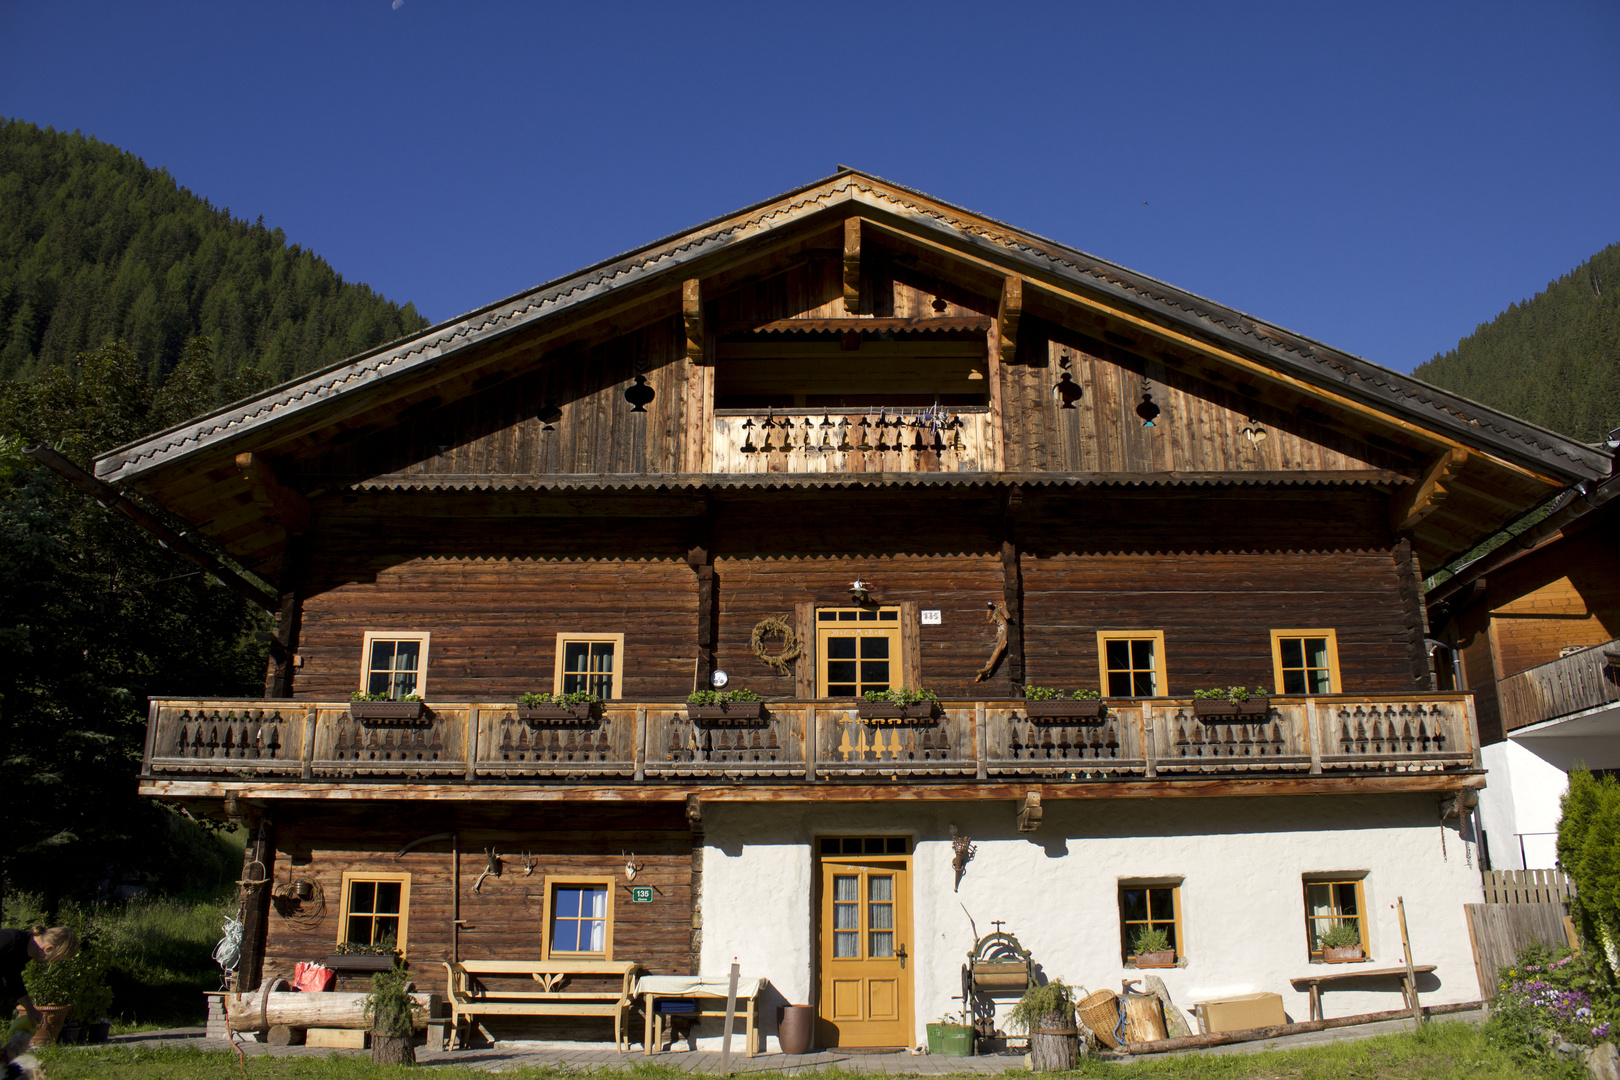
[817,858,911,1047]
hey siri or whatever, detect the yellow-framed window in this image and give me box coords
[553,633,624,699]
[1303,875,1368,960]
[1097,631,1167,698]
[337,871,411,956]
[359,632,430,699]
[816,607,902,698]
[1271,630,1341,695]
[542,876,615,959]
[1119,880,1183,964]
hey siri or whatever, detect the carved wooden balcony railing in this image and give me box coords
[710,409,995,474]
[144,693,1478,787]
[1497,638,1620,734]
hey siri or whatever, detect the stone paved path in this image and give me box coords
[99,1007,1483,1072]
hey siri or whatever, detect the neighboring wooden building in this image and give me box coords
[91,171,1613,1047]
[1426,471,1620,871]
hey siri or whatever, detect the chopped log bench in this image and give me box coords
[442,960,639,1050]
[1290,964,1436,1021]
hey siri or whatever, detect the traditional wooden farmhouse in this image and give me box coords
[85,169,1614,1049]
[1426,469,1620,872]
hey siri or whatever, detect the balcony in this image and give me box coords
[1498,638,1620,734]
[141,693,1479,793]
[711,408,995,474]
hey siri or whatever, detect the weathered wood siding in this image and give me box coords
[295,513,699,701]
[262,804,692,1037]
[1021,491,1420,694]
[714,497,1005,698]
[1000,327,1411,474]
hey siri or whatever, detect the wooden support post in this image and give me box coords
[1393,539,1436,690]
[721,961,740,1070]
[1001,486,1025,690]
[238,817,275,992]
[687,796,704,975]
[843,217,862,314]
[266,534,308,699]
[300,705,316,780]
[1142,700,1157,779]
[1017,790,1043,832]
[997,275,1023,365]
[804,705,817,782]
[1398,896,1422,1028]
[682,279,704,364]
[1306,698,1323,776]
[464,709,478,781]
[688,533,716,690]
[635,706,648,783]
[975,702,988,781]
[1390,448,1468,533]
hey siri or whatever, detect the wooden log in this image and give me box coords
[225,991,433,1031]
[1029,1016,1079,1070]
[1121,994,1167,1043]
[1126,999,1483,1055]
[266,1024,304,1046]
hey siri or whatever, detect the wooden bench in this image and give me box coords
[443,960,639,1050]
[1290,964,1436,1021]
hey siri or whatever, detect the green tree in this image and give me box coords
[1557,769,1620,969]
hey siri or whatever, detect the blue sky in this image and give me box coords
[3,1,1617,373]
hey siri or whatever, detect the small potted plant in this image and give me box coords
[856,687,939,722]
[516,691,601,725]
[1319,922,1365,963]
[326,936,400,974]
[365,961,420,1065]
[686,688,766,726]
[925,1008,976,1057]
[1128,926,1176,968]
[1021,686,1105,723]
[349,692,426,724]
[1192,686,1270,719]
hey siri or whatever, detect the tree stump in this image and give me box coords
[267,1024,305,1046]
[1028,1012,1079,1071]
[371,1032,416,1066]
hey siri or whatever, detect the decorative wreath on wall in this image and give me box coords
[750,617,802,675]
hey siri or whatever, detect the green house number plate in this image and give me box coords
[631,886,653,903]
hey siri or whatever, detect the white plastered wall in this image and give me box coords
[696,794,1483,1051]
[1478,724,1620,870]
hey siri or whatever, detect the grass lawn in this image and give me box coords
[31,1021,1562,1079]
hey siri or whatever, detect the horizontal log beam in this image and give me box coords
[142,773,1484,804]
[1391,448,1470,532]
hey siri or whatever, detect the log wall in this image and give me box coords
[262,803,692,1039]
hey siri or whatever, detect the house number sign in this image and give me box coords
[631,886,653,903]
[921,610,942,625]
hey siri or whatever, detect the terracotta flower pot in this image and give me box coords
[778,1004,815,1055]
[1323,945,1365,963]
[1133,949,1177,968]
[28,1004,71,1046]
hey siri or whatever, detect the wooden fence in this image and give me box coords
[1480,868,1575,904]
[1464,903,1577,1000]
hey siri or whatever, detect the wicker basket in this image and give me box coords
[1077,988,1123,1050]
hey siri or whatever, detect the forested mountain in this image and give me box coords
[0,119,428,387]
[0,121,430,903]
[1414,243,1620,444]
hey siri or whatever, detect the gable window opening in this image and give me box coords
[546,878,613,959]
[338,872,410,956]
[1119,881,1182,965]
[1273,630,1341,695]
[1304,876,1368,961]
[1097,631,1167,698]
[361,632,429,700]
[554,633,625,699]
[817,607,902,698]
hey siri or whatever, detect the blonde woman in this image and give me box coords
[1,925,79,1031]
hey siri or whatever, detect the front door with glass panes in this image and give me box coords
[816,837,912,1048]
[817,607,902,698]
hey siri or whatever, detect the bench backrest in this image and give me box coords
[444,959,638,1001]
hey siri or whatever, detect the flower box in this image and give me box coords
[348,701,427,724]
[1023,700,1105,723]
[856,701,937,722]
[324,953,397,973]
[517,703,597,725]
[1192,700,1238,718]
[1322,946,1365,964]
[1192,699,1270,719]
[687,701,767,727]
[1132,950,1177,969]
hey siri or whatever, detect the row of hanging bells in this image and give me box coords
[738,410,966,454]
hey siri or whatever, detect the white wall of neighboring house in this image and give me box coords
[696,794,1483,1051]
[1476,710,1620,870]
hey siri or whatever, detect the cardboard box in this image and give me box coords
[1192,992,1286,1034]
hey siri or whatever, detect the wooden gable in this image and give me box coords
[91,170,1611,581]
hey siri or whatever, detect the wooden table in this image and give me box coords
[638,974,767,1056]
[1290,964,1436,1021]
